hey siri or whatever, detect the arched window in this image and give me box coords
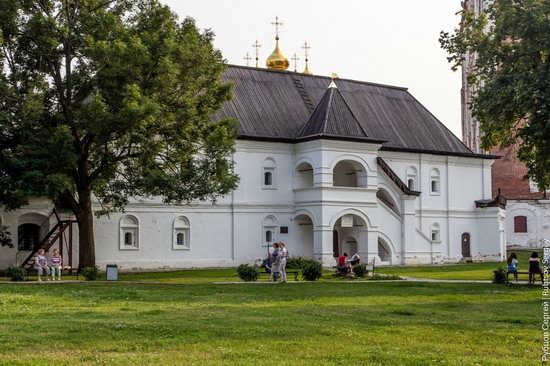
[120,215,139,250]
[406,166,418,191]
[430,168,440,195]
[431,223,441,242]
[514,216,527,233]
[333,160,367,187]
[263,215,278,246]
[263,158,276,189]
[294,162,314,189]
[18,223,39,251]
[265,230,273,243]
[173,216,190,250]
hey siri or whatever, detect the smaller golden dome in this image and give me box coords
[266,37,289,70]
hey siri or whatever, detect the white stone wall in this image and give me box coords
[0,139,504,269]
[506,200,550,248]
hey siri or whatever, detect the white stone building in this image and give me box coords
[0,65,506,270]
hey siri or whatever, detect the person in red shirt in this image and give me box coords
[337,252,350,274]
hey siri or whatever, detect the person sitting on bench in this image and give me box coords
[507,252,519,283]
[348,253,361,266]
[337,253,350,275]
[529,251,543,284]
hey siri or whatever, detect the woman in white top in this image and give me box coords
[278,242,288,283]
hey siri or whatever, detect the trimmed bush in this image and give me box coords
[82,266,99,281]
[302,261,323,281]
[493,267,507,284]
[368,274,402,281]
[237,264,259,282]
[353,264,367,278]
[286,257,320,270]
[6,265,25,282]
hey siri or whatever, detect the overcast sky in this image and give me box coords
[161,0,464,138]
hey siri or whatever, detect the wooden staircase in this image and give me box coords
[21,210,77,271]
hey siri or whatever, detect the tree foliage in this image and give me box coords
[440,0,550,190]
[0,0,239,267]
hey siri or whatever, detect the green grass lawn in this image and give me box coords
[0,281,540,365]
[381,249,542,281]
[3,249,542,283]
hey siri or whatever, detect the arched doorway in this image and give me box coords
[18,224,40,251]
[17,213,48,251]
[461,233,471,258]
[332,213,368,258]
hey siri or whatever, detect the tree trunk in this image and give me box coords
[76,187,96,270]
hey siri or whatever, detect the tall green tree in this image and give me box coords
[0,0,238,267]
[440,0,550,191]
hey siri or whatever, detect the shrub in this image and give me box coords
[368,274,402,281]
[6,265,25,282]
[286,257,319,270]
[493,267,507,284]
[237,264,259,282]
[82,266,99,281]
[302,261,323,281]
[353,264,367,278]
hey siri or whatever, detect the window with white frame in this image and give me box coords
[120,215,139,250]
[406,166,418,191]
[262,158,277,189]
[431,223,441,242]
[430,168,440,195]
[263,215,278,246]
[173,216,190,250]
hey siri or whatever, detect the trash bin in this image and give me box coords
[106,264,118,281]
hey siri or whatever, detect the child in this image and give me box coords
[34,249,50,281]
[50,248,63,281]
[507,252,519,283]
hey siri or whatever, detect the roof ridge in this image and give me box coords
[226,64,409,91]
[333,86,369,137]
[320,87,334,134]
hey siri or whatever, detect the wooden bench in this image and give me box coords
[506,270,543,284]
[25,267,79,280]
[258,269,299,281]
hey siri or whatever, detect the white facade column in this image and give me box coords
[401,196,416,265]
[313,227,335,267]
[357,228,369,262]
[367,230,381,264]
[314,166,333,188]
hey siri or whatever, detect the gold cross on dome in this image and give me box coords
[291,53,300,72]
[271,16,283,39]
[243,52,252,67]
[252,40,262,68]
[302,41,311,60]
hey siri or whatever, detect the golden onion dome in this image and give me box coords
[266,37,289,70]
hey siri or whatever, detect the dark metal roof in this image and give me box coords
[217,65,494,158]
[298,85,372,141]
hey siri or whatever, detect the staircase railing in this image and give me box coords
[20,209,75,269]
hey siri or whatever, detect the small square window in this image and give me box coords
[280,226,288,234]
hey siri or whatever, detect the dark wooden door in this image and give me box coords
[333,230,339,257]
[461,233,471,257]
